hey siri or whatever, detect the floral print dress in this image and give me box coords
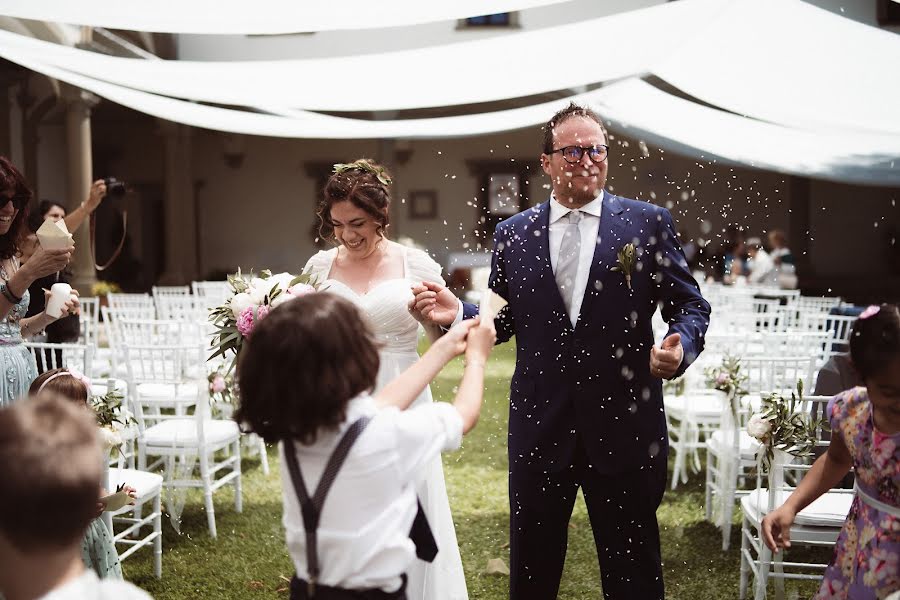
[816,387,900,599]
[0,262,37,406]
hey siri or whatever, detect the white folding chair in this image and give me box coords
[23,341,94,377]
[705,356,816,550]
[794,313,857,358]
[125,343,242,539]
[739,396,851,599]
[104,462,164,578]
[152,285,190,297]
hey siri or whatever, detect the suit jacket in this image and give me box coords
[463,193,710,474]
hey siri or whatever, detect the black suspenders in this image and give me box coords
[283,416,373,597]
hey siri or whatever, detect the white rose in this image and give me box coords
[747,413,772,440]
[98,426,123,450]
[229,292,254,320]
[247,279,269,305]
[270,292,297,308]
[268,272,296,292]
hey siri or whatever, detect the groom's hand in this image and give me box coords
[409,281,460,327]
[650,333,683,379]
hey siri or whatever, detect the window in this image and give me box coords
[466,159,540,245]
[466,13,511,26]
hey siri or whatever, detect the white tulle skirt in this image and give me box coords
[376,349,468,600]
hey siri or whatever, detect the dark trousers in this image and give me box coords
[508,439,667,600]
[290,576,406,600]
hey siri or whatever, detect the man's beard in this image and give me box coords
[555,174,605,206]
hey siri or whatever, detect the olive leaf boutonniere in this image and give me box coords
[611,242,636,290]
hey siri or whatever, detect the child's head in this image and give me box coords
[850,304,900,408]
[0,396,102,554]
[29,369,90,406]
[235,292,380,444]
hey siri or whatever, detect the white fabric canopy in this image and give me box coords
[0,0,572,34]
[653,0,900,136]
[0,0,718,111]
[592,79,900,186]
[5,49,897,186]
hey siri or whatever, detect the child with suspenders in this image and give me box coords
[236,293,495,599]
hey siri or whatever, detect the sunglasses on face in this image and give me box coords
[0,194,28,211]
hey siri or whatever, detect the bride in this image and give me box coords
[303,159,468,600]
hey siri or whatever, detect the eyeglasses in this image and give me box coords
[0,194,28,211]
[547,145,609,164]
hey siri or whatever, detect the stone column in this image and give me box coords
[64,87,100,294]
[158,121,197,284]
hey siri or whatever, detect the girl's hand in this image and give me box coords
[124,485,138,505]
[761,505,797,553]
[465,318,496,364]
[433,318,478,359]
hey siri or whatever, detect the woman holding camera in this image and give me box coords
[0,156,77,405]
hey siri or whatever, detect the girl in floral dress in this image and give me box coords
[762,304,900,599]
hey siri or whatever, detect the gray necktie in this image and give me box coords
[555,210,582,317]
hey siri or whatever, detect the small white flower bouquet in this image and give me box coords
[90,388,133,452]
[746,380,827,472]
[208,269,319,372]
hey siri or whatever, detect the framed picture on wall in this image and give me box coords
[409,190,438,220]
[487,174,520,216]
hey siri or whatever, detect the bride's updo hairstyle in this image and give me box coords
[317,158,392,243]
[235,292,380,445]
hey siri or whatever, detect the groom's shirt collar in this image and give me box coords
[549,189,604,224]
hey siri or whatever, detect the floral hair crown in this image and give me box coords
[332,160,392,186]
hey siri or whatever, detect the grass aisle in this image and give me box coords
[126,342,828,599]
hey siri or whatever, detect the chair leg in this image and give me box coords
[671,419,687,490]
[705,451,715,521]
[258,436,270,476]
[722,470,735,551]
[755,542,772,600]
[199,450,217,539]
[234,440,243,514]
[153,492,162,579]
[739,516,750,599]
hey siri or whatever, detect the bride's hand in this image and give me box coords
[409,281,460,326]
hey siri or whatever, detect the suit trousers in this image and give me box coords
[508,437,667,599]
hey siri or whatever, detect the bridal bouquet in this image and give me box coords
[747,380,826,472]
[208,269,318,372]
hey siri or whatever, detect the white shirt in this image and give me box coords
[548,192,604,326]
[451,191,604,327]
[38,570,152,600]
[748,248,776,284]
[280,394,463,592]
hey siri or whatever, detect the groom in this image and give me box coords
[411,104,710,599]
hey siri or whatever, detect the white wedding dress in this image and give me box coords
[303,245,468,600]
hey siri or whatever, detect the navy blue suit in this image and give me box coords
[462,193,710,599]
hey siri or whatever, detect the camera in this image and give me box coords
[103,177,127,198]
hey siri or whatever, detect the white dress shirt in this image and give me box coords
[548,192,604,327]
[38,570,152,600]
[280,393,463,592]
[450,191,604,327]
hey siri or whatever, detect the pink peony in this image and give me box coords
[236,305,270,337]
[210,374,226,394]
[716,372,728,385]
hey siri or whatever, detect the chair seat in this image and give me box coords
[107,467,163,500]
[742,489,852,534]
[665,393,725,417]
[137,382,200,401]
[708,429,762,459]
[143,418,240,448]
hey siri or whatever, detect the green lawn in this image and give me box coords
[125,342,830,599]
